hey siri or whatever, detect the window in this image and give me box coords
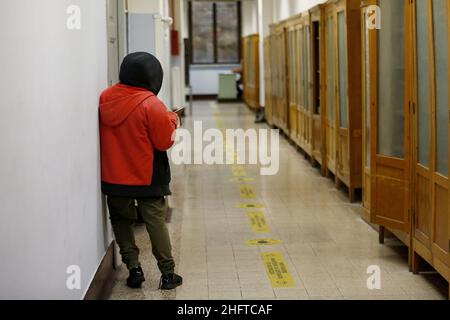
[189,1,241,64]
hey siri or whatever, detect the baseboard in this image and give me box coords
[83,241,117,300]
[186,94,218,101]
[184,94,244,102]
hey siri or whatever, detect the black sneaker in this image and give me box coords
[159,273,183,290]
[126,267,145,288]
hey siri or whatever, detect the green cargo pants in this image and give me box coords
[107,196,175,275]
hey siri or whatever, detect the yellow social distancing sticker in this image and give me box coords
[261,252,296,288]
[237,203,265,209]
[247,211,271,233]
[239,185,256,199]
[246,239,282,246]
[230,177,255,183]
[232,166,247,177]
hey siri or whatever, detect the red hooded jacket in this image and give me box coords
[99,84,177,189]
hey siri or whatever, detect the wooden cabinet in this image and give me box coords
[365,0,413,246]
[282,12,314,148]
[363,0,449,296]
[323,0,363,201]
[265,1,362,200]
[310,5,327,174]
[270,23,290,134]
[410,0,449,294]
[263,0,450,295]
[270,12,318,158]
[242,34,260,110]
[286,18,301,142]
[297,13,314,157]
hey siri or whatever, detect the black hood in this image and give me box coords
[119,52,164,95]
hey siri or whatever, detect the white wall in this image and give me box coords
[0,0,111,299]
[127,0,174,107]
[270,0,327,23]
[190,65,239,95]
[128,0,164,14]
[242,0,258,36]
[261,0,273,38]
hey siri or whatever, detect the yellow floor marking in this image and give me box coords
[261,252,296,288]
[232,166,247,177]
[247,238,282,246]
[212,103,290,288]
[230,177,255,183]
[239,184,256,199]
[236,203,265,209]
[247,211,271,233]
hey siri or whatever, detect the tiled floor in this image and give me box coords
[109,101,448,300]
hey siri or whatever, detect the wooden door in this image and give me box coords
[280,29,289,133]
[325,7,337,175]
[412,0,434,250]
[275,31,283,128]
[264,38,273,125]
[243,37,249,104]
[361,1,375,220]
[296,25,303,146]
[288,28,298,142]
[297,24,305,149]
[370,0,412,233]
[412,0,449,279]
[304,19,313,156]
[336,4,350,186]
[272,33,280,127]
[253,35,260,109]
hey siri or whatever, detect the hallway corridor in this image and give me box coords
[109,102,447,300]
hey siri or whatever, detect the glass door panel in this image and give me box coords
[304,28,308,110]
[271,37,277,99]
[327,16,335,121]
[378,0,405,158]
[417,0,431,167]
[305,26,311,111]
[433,0,449,176]
[289,31,295,103]
[298,28,304,107]
[281,33,284,87]
[294,30,299,106]
[338,11,348,128]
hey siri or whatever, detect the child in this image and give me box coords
[99,52,182,290]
